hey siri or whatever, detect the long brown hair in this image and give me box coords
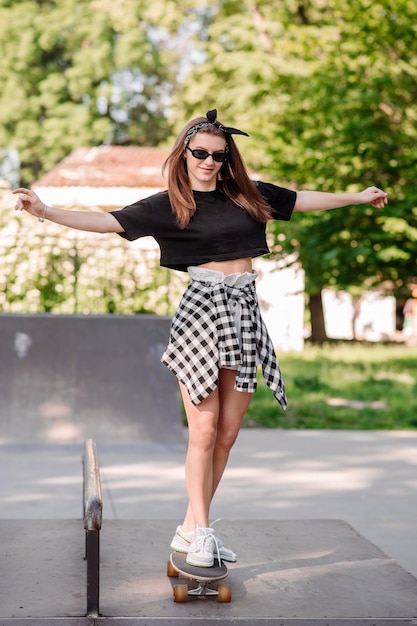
[162,115,272,229]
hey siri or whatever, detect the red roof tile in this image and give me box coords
[35,146,171,188]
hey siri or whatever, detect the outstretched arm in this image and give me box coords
[12,188,124,233]
[294,186,388,212]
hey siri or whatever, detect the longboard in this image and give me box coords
[167,551,231,602]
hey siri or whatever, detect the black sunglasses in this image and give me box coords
[186,146,227,163]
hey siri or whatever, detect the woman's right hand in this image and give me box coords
[12,186,124,233]
[13,188,47,220]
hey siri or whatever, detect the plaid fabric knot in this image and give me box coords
[161,279,287,410]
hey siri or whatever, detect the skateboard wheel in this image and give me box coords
[173,584,189,602]
[166,560,178,577]
[217,584,232,603]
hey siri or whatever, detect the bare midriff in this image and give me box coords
[198,257,253,275]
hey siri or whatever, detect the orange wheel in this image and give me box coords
[173,584,189,602]
[166,560,178,577]
[217,584,232,603]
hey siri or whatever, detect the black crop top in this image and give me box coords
[110,180,296,272]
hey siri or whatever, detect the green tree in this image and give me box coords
[0,0,179,183]
[266,0,417,337]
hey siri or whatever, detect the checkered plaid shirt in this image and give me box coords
[161,280,287,410]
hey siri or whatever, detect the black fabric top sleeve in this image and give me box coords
[255,181,297,220]
[109,194,158,241]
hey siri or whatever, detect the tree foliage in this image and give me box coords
[0,0,179,182]
[1,0,416,310]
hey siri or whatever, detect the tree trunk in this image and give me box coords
[308,292,328,343]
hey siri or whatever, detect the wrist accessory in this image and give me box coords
[38,204,47,222]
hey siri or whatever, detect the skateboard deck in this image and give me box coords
[167,551,231,602]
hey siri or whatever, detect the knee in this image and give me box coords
[188,419,218,452]
[216,423,240,453]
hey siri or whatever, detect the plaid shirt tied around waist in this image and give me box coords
[161,278,287,410]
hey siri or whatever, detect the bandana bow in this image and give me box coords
[184,109,249,148]
[206,109,249,137]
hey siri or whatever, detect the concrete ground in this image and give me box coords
[1,429,416,579]
[2,518,417,622]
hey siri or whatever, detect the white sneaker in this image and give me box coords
[170,525,195,553]
[186,527,216,567]
[170,521,237,562]
[216,536,237,562]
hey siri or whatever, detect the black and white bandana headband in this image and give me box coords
[183,109,249,149]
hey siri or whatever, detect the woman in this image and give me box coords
[13,109,388,567]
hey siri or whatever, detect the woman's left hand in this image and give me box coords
[358,186,388,208]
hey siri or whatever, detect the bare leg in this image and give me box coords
[179,382,219,530]
[180,369,252,532]
[212,368,252,497]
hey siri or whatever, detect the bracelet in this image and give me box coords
[38,204,47,222]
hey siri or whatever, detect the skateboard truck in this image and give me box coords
[187,582,221,597]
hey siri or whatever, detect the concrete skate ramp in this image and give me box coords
[0,314,183,445]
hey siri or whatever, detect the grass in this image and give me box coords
[244,343,417,430]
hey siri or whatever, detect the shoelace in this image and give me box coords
[197,527,222,564]
[209,518,225,550]
[208,530,222,565]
